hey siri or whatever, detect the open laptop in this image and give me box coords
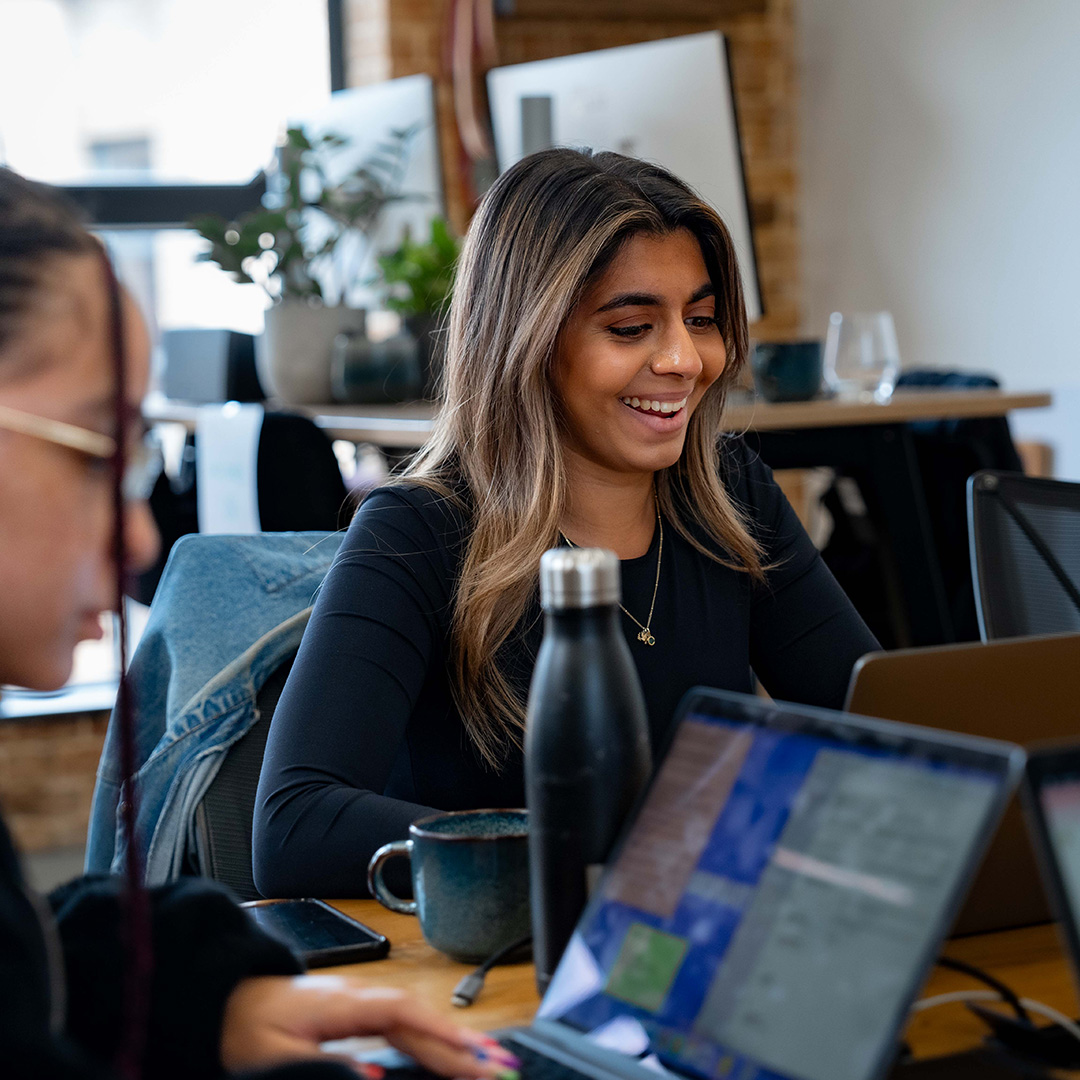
[1023,743,1080,983]
[432,689,1020,1080]
[953,743,1080,1073]
[845,632,1080,935]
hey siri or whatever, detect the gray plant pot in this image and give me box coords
[257,301,365,404]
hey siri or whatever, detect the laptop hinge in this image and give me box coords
[503,1020,666,1080]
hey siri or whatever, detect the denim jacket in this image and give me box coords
[85,531,343,884]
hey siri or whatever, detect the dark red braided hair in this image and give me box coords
[101,250,153,1080]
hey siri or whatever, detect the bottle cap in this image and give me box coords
[539,547,620,610]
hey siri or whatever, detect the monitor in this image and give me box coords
[487,32,762,321]
[287,73,444,308]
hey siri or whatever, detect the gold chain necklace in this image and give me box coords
[561,496,663,646]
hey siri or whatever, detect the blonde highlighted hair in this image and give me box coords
[397,148,763,767]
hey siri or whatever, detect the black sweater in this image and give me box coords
[253,439,879,898]
[0,814,352,1079]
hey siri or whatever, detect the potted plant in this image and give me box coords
[375,217,460,399]
[191,124,417,403]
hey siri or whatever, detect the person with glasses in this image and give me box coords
[0,167,520,1080]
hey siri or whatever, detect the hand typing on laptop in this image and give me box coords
[221,978,523,1078]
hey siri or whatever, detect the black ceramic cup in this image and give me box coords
[751,340,824,402]
[366,808,530,963]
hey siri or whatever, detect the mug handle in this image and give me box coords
[367,839,416,914]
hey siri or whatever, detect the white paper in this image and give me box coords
[537,931,604,1019]
[196,402,263,534]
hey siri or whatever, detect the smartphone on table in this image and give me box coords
[241,898,390,967]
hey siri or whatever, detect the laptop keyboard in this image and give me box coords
[499,1038,599,1080]
[363,1039,599,1080]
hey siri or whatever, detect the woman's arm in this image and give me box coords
[51,871,517,1080]
[253,487,464,899]
[727,442,881,708]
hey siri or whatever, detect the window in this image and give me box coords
[1,0,333,186]
[1,0,339,339]
[0,0,342,698]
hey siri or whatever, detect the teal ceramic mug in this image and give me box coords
[751,340,824,402]
[366,808,530,962]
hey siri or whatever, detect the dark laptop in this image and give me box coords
[1023,743,1080,978]
[845,632,1080,934]
[956,743,1080,1075]
[448,689,1022,1080]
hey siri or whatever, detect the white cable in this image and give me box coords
[910,989,1080,1050]
[1019,998,1080,1048]
[911,989,1000,1012]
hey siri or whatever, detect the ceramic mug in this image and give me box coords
[751,340,824,402]
[366,808,530,962]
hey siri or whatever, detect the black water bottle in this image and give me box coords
[525,547,652,994]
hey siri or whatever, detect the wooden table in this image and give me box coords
[146,389,1052,449]
[145,388,1052,648]
[326,900,1078,1064]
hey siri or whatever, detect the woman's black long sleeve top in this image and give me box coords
[253,438,880,898]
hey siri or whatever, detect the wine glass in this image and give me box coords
[822,311,900,402]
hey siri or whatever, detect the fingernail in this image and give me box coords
[497,1071,520,1080]
[358,1065,386,1080]
[476,1050,521,1068]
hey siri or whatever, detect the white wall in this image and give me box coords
[798,0,1080,478]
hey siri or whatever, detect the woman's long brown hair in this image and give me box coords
[397,148,765,768]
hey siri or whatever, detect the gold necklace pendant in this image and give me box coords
[560,492,662,647]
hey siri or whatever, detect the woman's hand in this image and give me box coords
[220,975,522,1077]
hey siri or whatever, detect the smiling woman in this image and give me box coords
[554,229,728,547]
[252,147,882,901]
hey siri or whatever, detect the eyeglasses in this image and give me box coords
[0,402,163,501]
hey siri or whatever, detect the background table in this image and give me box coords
[327,900,1078,1063]
[147,388,1053,449]
[146,388,1052,647]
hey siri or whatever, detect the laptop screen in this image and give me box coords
[1031,767,1080,928]
[538,697,1010,1080]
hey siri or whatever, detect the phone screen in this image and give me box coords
[245,899,387,963]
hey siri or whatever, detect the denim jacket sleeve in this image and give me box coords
[85,532,342,883]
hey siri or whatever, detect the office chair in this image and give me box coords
[969,470,1080,641]
[133,410,351,605]
[189,658,294,901]
[86,532,342,884]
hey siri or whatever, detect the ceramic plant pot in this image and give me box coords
[257,300,365,404]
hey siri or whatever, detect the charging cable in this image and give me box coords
[934,955,1032,1025]
[452,935,533,1008]
[911,989,1080,1050]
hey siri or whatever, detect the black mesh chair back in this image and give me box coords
[133,411,350,605]
[969,471,1080,641]
[190,658,294,900]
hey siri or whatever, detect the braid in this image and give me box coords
[0,167,98,354]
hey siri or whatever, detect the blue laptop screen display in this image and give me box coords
[539,711,1000,1080]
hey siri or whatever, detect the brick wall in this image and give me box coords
[346,0,393,85]
[344,0,801,337]
[0,713,108,852]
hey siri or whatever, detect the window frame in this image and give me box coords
[60,0,345,229]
